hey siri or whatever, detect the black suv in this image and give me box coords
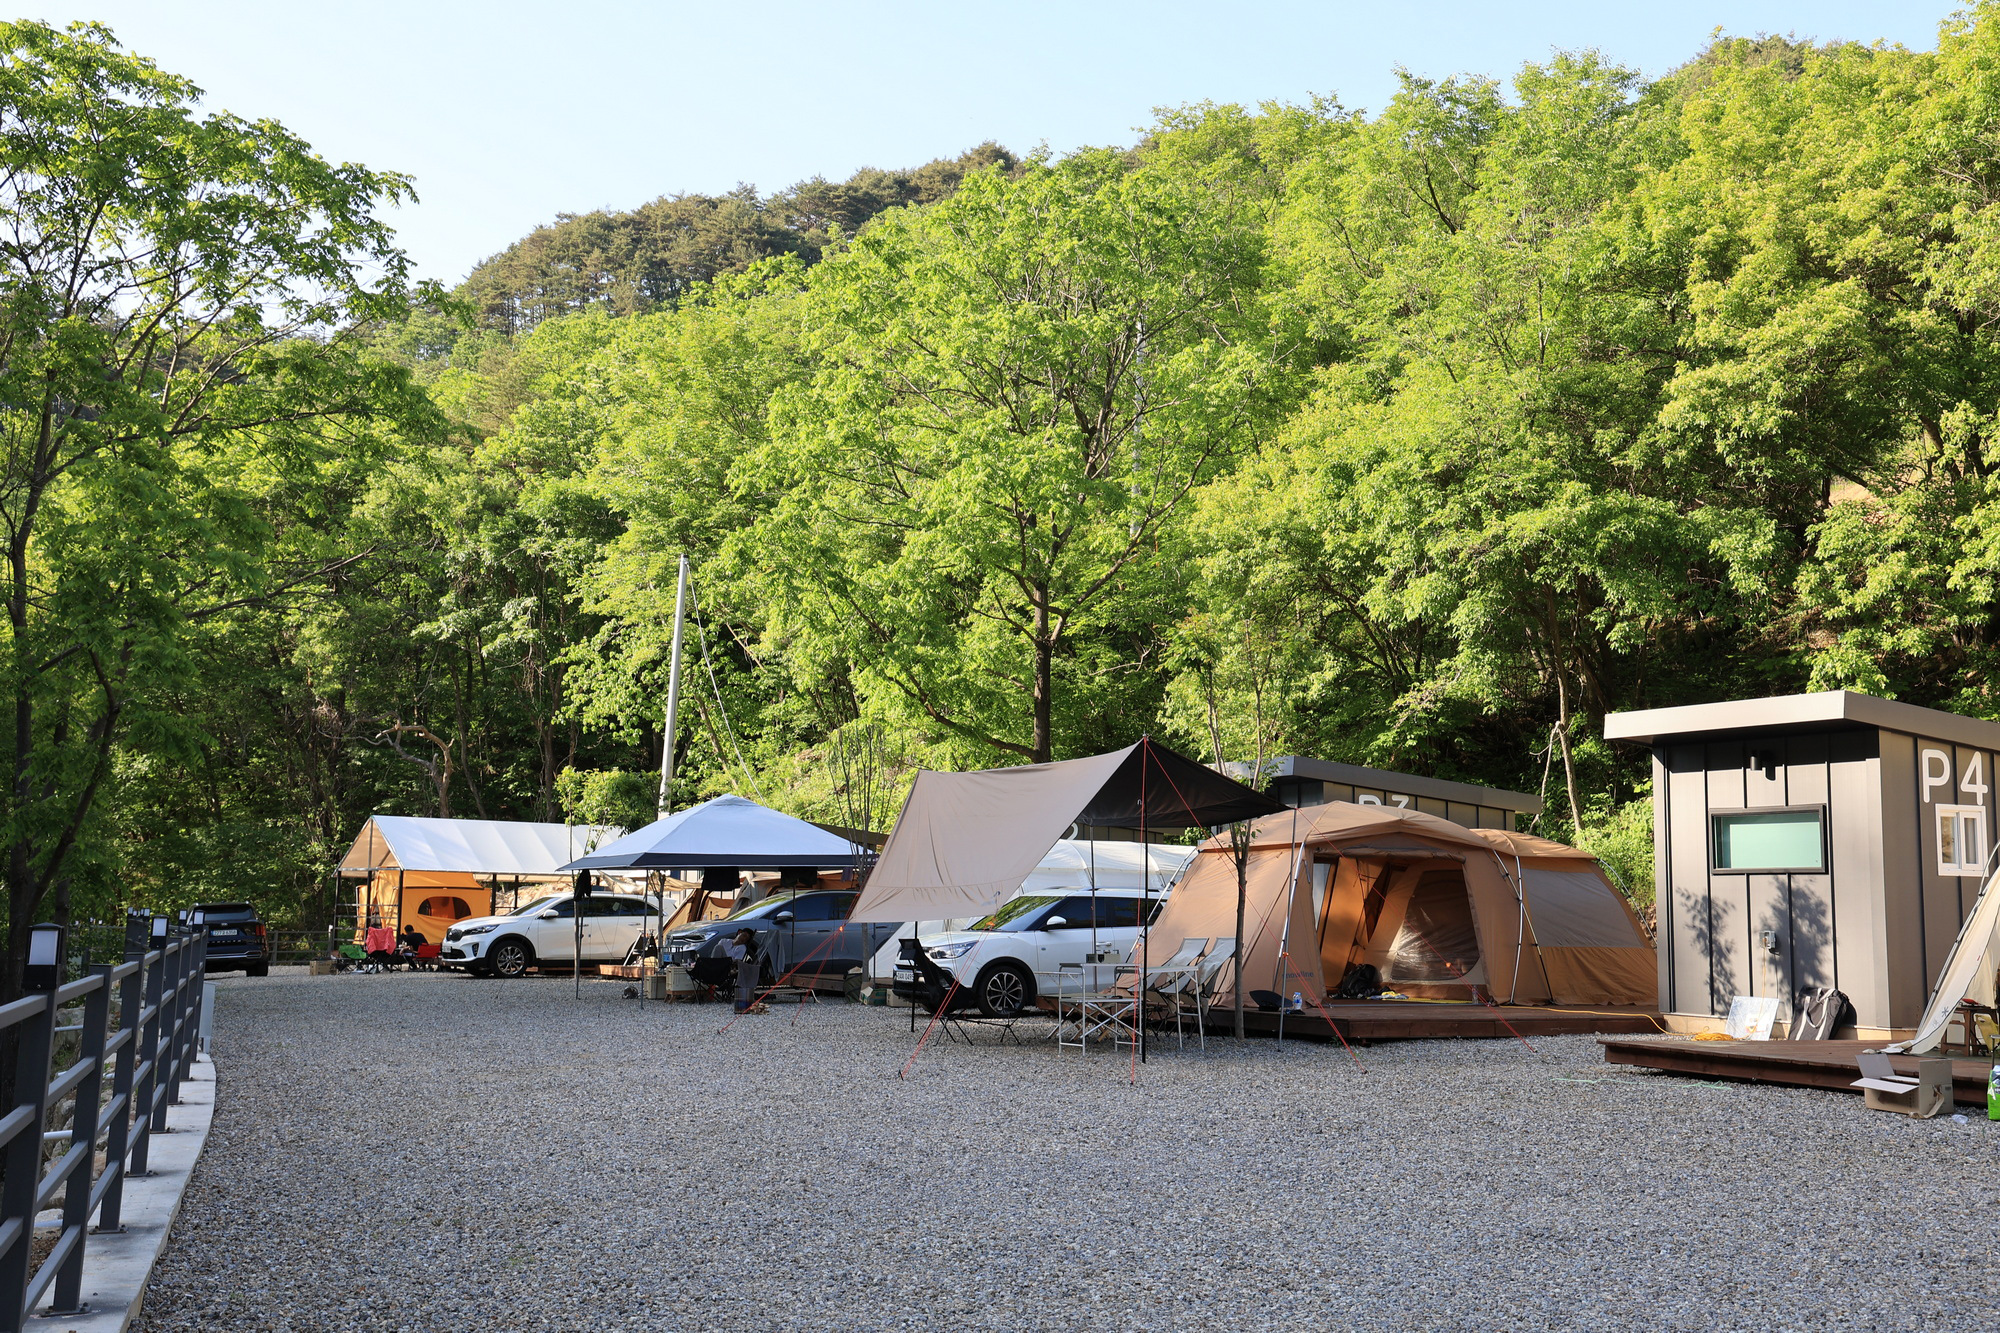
[194,903,270,976]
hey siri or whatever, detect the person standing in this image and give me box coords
[722,928,762,1013]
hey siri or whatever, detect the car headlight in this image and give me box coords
[927,942,977,960]
[459,924,498,936]
[669,933,714,949]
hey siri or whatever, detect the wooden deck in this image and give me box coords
[1229,1001,1662,1043]
[1599,1037,1996,1107]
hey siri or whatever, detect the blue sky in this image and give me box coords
[30,2,1965,285]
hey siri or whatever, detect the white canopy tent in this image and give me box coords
[863,839,1197,978]
[561,794,860,872]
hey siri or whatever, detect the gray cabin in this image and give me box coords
[1605,690,2000,1037]
[1264,757,1542,830]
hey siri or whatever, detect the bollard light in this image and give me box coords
[151,915,169,943]
[190,909,205,927]
[24,922,63,991]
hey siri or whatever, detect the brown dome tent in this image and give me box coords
[1139,803,1655,1007]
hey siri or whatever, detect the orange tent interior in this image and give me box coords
[1140,803,1655,1007]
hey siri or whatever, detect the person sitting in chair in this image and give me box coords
[398,924,426,965]
[722,928,762,1014]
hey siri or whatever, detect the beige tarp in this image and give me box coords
[1137,803,1655,1007]
[850,749,1134,922]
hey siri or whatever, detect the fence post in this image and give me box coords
[48,966,112,1315]
[131,930,167,1170]
[0,993,57,1333]
[96,916,146,1231]
[178,928,207,1084]
[161,934,185,1112]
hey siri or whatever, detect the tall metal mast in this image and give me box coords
[656,554,690,817]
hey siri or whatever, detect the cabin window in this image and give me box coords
[1937,805,1989,878]
[1711,809,1824,872]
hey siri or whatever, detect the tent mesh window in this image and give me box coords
[1388,869,1482,982]
[417,896,474,920]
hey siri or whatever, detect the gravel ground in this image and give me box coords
[137,968,2000,1332]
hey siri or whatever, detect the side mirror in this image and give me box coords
[538,910,560,920]
[1045,916,1068,929]
[773,911,795,924]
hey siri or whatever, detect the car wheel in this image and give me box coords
[245,964,268,978]
[490,939,533,978]
[975,962,1033,1018]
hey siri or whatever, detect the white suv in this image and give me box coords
[891,889,1161,1017]
[441,892,658,978]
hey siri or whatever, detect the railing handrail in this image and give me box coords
[0,920,209,1328]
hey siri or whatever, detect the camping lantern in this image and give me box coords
[24,922,63,991]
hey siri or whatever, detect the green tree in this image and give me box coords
[748,150,1304,765]
[0,21,437,985]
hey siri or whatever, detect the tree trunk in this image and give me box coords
[1555,668,1582,840]
[1030,584,1053,764]
[1233,855,1248,1041]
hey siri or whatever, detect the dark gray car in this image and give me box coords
[665,890,895,987]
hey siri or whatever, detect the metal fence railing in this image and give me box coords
[0,914,207,1330]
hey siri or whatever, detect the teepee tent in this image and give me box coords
[1138,802,1655,1007]
[1891,866,2000,1053]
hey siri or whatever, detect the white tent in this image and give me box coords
[337,815,626,940]
[864,838,1196,978]
[342,816,624,876]
[562,794,859,871]
[1891,865,2000,1053]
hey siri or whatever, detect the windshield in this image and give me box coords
[510,896,562,917]
[968,895,1058,933]
[720,895,796,923]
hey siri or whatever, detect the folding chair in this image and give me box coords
[336,943,369,973]
[412,943,443,972]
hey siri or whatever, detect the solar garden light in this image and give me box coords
[190,909,205,927]
[24,922,64,991]
[151,915,169,944]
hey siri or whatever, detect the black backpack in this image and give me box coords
[1789,986,1852,1041]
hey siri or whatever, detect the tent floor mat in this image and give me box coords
[1598,1037,1995,1106]
[1227,1001,1661,1043]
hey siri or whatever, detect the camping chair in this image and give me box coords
[411,943,443,972]
[335,943,368,974]
[1975,1012,2000,1056]
[1172,938,1237,1050]
[1132,939,1210,1050]
[897,939,966,1033]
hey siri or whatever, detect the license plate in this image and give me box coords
[212,929,242,938]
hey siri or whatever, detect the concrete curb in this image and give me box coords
[32,1055,216,1332]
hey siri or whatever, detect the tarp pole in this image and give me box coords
[1273,804,1303,1046]
[656,553,690,818]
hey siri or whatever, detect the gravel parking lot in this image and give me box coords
[138,969,1999,1332]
